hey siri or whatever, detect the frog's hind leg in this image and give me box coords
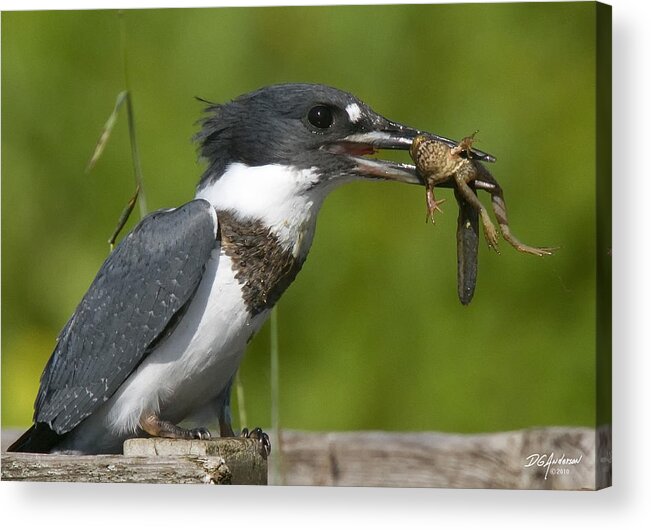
[475,165,556,257]
[453,166,500,252]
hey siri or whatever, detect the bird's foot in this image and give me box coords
[140,414,211,440]
[240,427,271,458]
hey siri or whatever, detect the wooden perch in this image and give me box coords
[1,437,267,485]
[2,426,610,489]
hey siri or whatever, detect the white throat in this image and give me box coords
[195,162,331,258]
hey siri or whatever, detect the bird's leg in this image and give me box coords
[218,415,235,437]
[216,376,236,437]
[474,165,557,257]
[140,413,211,440]
[213,376,270,457]
[453,164,500,252]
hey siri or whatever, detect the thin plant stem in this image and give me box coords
[119,10,147,219]
[108,184,140,251]
[88,12,148,252]
[270,305,283,484]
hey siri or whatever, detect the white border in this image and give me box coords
[1,0,650,528]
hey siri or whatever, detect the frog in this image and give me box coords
[410,133,556,257]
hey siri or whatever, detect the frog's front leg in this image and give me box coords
[451,130,479,160]
[411,136,452,223]
[475,165,556,256]
[425,182,446,223]
[453,163,500,252]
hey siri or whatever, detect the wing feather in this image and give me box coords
[33,199,218,435]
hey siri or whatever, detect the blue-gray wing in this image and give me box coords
[34,199,218,435]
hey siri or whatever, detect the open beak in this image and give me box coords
[330,120,495,185]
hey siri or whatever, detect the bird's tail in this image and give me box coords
[6,424,62,453]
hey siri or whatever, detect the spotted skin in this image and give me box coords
[410,134,556,257]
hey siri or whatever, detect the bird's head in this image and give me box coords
[194,83,493,251]
[196,83,492,192]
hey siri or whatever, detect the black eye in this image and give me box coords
[307,105,334,129]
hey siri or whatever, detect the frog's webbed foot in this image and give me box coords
[504,238,557,257]
[475,165,557,256]
[240,427,271,458]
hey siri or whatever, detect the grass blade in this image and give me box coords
[85,90,128,173]
[89,11,149,252]
[119,12,147,219]
[108,184,140,250]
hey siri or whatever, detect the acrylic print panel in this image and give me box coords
[1,1,611,489]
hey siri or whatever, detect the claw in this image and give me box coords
[190,427,212,440]
[240,426,272,458]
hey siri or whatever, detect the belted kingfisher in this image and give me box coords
[9,83,493,455]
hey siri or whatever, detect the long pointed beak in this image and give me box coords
[339,120,495,185]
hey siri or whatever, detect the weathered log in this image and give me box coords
[123,437,267,485]
[268,426,611,490]
[1,437,267,485]
[2,426,610,489]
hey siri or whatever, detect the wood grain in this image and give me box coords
[268,427,611,490]
[2,436,267,485]
[2,426,610,489]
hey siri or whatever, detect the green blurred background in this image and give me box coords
[2,3,602,433]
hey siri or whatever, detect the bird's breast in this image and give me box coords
[218,210,308,316]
